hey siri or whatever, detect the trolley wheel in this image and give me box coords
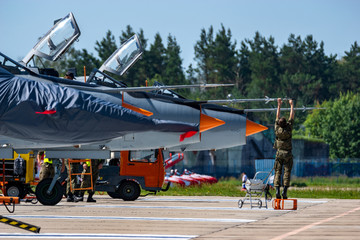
[258,199,262,208]
[238,199,244,208]
[107,191,121,199]
[119,180,141,201]
[5,183,27,199]
[35,178,63,205]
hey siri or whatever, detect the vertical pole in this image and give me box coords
[84,66,86,83]
[2,159,5,194]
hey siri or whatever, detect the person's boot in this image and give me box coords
[66,192,74,202]
[276,186,281,199]
[74,192,84,202]
[87,193,96,202]
[282,186,288,199]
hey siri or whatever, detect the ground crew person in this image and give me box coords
[64,71,75,80]
[38,152,55,181]
[75,159,103,202]
[64,158,79,202]
[273,98,295,199]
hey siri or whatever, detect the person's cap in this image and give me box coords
[66,71,76,79]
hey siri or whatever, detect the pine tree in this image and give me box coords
[148,33,166,78]
[338,41,360,93]
[95,30,117,62]
[194,26,215,83]
[245,32,280,98]
[163,34,186,85]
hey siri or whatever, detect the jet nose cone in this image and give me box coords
[199,113,225,133]
[246,119,268,136]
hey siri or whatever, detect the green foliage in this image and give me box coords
[244,32,280,99]
[304,92,360,158]
[336,41,360,94]
[292,176,360,187]
[157,177,245,197]
[154,177,360,199]
[95,30,117,62]
[163,35,186,85]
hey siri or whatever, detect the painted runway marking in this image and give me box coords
[5,215,256,223]
[79,204,238,210]
[270,206,360,240]
[78,204,280,211]
[0,233,197,239]
[297,200,328,204]
[139,198,327,204]
[139,198,237,202]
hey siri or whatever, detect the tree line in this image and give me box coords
[45,24,360,103]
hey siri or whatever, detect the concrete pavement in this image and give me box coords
[1,195,359,239]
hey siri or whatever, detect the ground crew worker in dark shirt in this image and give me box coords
[273,98,295,199]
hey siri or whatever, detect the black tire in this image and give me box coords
[107,191,122,199]
[238,199,243,208]
[119,181,141,201]
[35,178,63,205]
[258,199,262,208]
[5,183,26,199]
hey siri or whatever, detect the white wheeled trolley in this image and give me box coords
[238,171,273,209]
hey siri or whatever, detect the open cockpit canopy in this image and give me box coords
[99,34,142,76]
[21,12,80,66]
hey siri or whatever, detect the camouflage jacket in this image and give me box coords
[273,119,294,152]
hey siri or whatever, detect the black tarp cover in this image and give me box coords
[0,67,198,144]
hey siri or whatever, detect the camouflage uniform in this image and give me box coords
[39,159,55,181]
[273,119,294,187]
[79,159,102,197]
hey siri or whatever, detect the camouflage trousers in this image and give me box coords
[39,162,55,181]
[274,150,293,187]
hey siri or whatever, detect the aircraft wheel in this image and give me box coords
[107,191,121,199]
[119,180,140,201]
[35,178,63,205]
[258,199,262,208]
[238,199,243,208]
[5,183,26,199]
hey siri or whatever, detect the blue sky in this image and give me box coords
[1,0,359,69]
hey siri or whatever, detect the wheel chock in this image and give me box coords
[272,198,297,210]
[0,215,40,233]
